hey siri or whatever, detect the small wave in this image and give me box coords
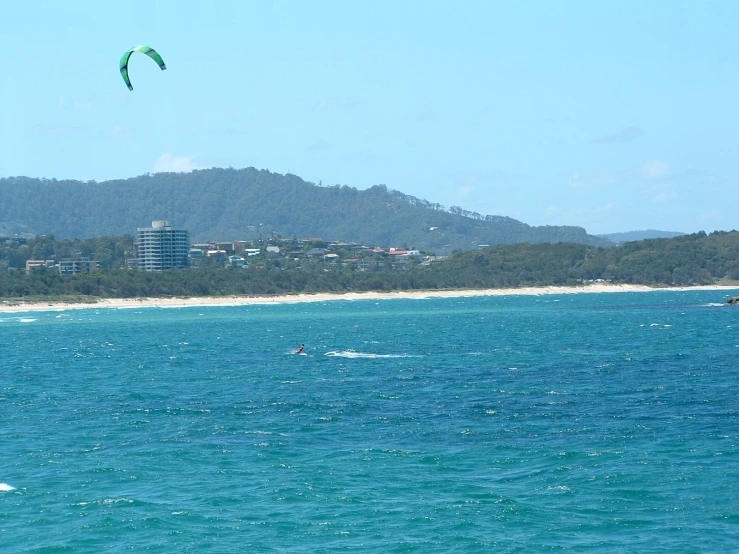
[0,483,16,492]
[0,316,40,324]
[325,350,414,359]
[100,498,134,505]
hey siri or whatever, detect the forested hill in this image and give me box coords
[0,168,611,253]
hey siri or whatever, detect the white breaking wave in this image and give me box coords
[325,350,415,359]
[0,483,16,492]
[0,318,37,323]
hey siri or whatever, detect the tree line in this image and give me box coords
[0,231,737,301]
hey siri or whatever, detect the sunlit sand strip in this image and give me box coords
[1,284,738,313]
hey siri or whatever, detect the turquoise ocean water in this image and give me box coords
[2,290,739,552]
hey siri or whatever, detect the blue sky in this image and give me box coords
[2,1,738,234]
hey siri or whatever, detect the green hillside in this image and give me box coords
[0,168,611,254]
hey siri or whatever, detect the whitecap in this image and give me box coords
[325,350,414,359]
[19,318,37,323]
[0,483,16,492]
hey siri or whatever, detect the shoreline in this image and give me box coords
[1,284,738,313]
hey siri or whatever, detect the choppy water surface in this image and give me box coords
[2,290,738,551]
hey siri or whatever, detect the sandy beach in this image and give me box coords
[1,283,737,313]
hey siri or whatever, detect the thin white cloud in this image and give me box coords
[151,153,202,173]
[639,181,674,204]
[592,126,644,144]
[73,100,92,110]
[592,202,618,213]
[306,140,331,152]
[35,125,79,136]
[697,209,722,223]
[453,169,529,190]
[457,185,474,198]
[567,170,616,189]
[651,193,669,204]
[570,203,619,216]
[105,125,132,140]
[57,95,92,110]
[640,160,670,180]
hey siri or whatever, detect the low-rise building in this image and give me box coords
[228,255,247,268]
[389,249,421,259]
[26,260,55,272]
[59,258,99,275]
[307,248,326,258]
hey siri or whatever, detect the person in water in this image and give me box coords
[295,344,304,354]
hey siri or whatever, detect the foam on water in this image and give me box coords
[325,350,415,358]
[0,483,16,492]
[1,317,37,323]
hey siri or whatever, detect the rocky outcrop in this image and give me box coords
[727,296,739,305]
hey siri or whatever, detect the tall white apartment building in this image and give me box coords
[136,220,190,271]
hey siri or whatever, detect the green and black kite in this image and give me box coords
[120,45,166,91]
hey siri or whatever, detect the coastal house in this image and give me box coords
[228,255,247,268]
[307,248,326,258]
[389,249,421,259]
[343,258,370,271]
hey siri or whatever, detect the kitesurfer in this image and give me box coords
[295,344,305,354]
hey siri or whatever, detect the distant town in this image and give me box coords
[14,220,447,275]
[2,226,737,297]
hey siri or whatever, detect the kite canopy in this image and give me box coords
[120,45,166,91]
